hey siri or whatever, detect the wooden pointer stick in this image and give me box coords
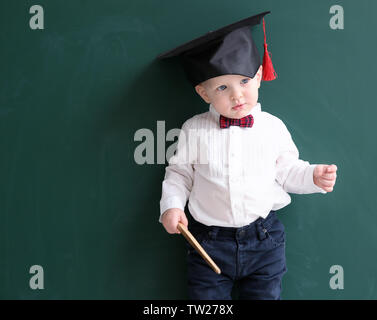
[177,222,221,275]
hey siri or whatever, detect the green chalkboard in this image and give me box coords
[1,0,376,299]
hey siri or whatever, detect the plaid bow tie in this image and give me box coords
[219,114,254,129]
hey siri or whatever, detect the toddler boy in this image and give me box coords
[158,11,337,299]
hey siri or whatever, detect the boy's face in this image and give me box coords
[195,66,262,119]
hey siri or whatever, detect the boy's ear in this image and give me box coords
[195,84,211,104]
[256,65,263,88]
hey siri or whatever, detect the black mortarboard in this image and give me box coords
[157,11,276,87]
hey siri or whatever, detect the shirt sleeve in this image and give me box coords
[275,120,327,195]
[159,120,195,222]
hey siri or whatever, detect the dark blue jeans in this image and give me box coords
[186,210,287,300]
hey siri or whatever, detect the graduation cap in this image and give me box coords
[157,11,276,87]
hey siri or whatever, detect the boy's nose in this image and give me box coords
[231,90,243,102]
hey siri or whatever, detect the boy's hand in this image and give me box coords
[161,208,188,234]
[313,164,338,192]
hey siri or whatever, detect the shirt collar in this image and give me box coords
[209,102,262,121]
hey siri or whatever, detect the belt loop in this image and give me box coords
[256,220,268,241]
[208,227,219,240]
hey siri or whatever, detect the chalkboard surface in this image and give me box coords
[1,0,376,299]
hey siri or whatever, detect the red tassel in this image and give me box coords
[262,18,277,81]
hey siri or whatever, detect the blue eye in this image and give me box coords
[217,85,227,91]
[241,78,250,84]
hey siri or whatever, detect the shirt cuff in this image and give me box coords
[159,196,186,223]
[304,164,327,194]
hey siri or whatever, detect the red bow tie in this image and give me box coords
[219,114,254,129]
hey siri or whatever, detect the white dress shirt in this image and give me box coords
[160,102,326,227]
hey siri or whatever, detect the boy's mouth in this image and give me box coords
[232,103,244,110]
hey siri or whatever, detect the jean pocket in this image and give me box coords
[262,216,286,246]
[185,229,210,253]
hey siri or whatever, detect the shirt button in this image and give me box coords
[230,177,238,183]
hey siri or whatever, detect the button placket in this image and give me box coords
[228,126,244,223]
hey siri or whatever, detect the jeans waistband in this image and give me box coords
[189,210,276,239]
